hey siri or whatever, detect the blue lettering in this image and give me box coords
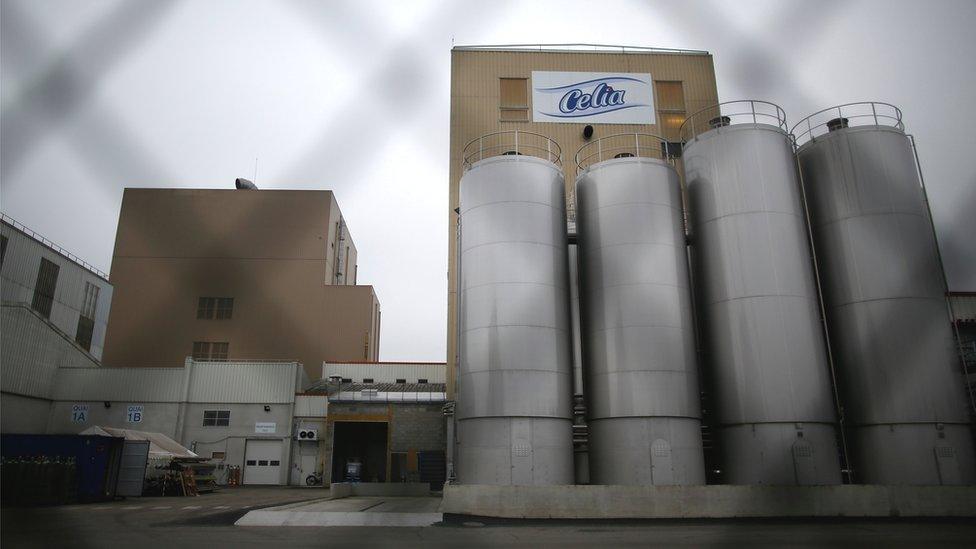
[557,82,627,114]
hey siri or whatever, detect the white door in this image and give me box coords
[244,439,283,485]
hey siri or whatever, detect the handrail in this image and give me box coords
[679,100,788,143]
[575,133,674,174]
[462,130,561,169]
[791,101,903,147]
[1,212,109,280]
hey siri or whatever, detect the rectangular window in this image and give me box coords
[215,297,234,319]
[363,378,374,384]
[655,81,686,141]
[418,378,428,384]
[211,451,226,460]
[81,282,99,319]
[32,258,60,319]
[193,341,230,361]
[197,297,233,319]
[500,78,529,122]
[395,378,406,384]
[341,378,352,383]
[203,410,230,426]
[75,316,94,351]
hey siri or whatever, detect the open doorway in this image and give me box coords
[331,421,388,483]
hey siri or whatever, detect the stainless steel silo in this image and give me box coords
[682,101,843,485]
[456,131,574,485]
[575,134,705,485]
[794,102,975,485]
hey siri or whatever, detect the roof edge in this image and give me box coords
[452,43,709,55]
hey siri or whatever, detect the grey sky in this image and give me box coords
[2,0,974,361]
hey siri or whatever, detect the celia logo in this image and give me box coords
[559,82,626,114]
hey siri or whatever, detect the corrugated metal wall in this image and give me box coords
[1,221,113,360]
[1,305,98,399]
[187,361,300,404]
[323,362,446,384]
[294,394,328,417]
[52,367,185,402]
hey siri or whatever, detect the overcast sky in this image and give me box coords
[2,0,974,361]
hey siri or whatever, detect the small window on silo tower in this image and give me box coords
[500,78,529,122]
[655,81,686,141]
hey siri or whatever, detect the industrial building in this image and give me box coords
[448,45,975,488]
[102,188,381,381]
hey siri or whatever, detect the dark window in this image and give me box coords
[269,460,280,466]
[197,297,233,320]
[246,460,257,466]
[341,378,352,383]
[0,235,7,266]
[75,316,94,351]
[32,258,60,319]
[614,152,635,158]
[363,378,374,384]
[395,378,406,384]
[418,378,428,384]
[661,141,683,158]
[193,341,229,361]
[203,410,230,426]
[258,460,269,466]
[216,297,234,319]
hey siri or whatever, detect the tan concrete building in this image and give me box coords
[447,45,720,396]
[103,188,380,380]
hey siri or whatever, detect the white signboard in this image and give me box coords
[126,405,144,423]
[71,404,89,423]
[255,422,277,434]
[532,71,655,124]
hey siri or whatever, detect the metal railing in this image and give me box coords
[791,101,903,147]
[462,130,561,169]
[679,100,789,143]
[575,133,674,173]
[1,212,109,280]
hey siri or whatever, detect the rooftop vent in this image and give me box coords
[709,115,732,129]
[235,178,258,190]
[826,117,849,132]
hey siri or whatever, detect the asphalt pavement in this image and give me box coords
[2,486,975,548]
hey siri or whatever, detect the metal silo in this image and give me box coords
[794,102,975,485]
[456,131,574,485]
[682,101,843,485]
[575,134,705,485]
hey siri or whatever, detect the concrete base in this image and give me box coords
[235,495,443,527]
[329,482,431,498]
[441,484,976,519]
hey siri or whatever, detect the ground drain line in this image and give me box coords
[359,501,386,512]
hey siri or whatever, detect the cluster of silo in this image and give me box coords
[455,102,974,487]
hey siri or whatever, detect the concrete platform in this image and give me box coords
[441,484,976,519]
[235,496,443,527]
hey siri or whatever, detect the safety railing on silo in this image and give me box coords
[461,130,561,170]
[791,101,903,147]
[574,133,675,175]
[679,99,789,144]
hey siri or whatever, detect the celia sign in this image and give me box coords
[532,71,655,124]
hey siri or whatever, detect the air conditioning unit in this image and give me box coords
[296,429,318,441]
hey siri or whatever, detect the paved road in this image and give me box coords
[3,487,975,548]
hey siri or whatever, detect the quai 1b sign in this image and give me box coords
[532,71,655,124]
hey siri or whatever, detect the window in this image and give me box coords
[203,410,230,426]
[81,282,100,319]
[500,78,529,122]
[193,341,230,361]
[0,235,7,266]
[655,81,686,141]
[363,378,374,384]
[75,316,94,351]
[395,378,406,384]
[211,451,226,460]
[418,378,428,384]
[197,297,233,319]
[32,258,60,319]
[341,378,352,383]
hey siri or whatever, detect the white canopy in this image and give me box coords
[80,426,198,458]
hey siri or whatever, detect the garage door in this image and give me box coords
[244,439,282,485]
